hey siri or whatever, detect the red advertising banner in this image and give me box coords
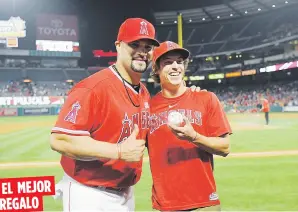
[275,60,298,71]
[93,50,117,57]
[36,14,79,42]
[260,60,298,72]
[0,176,55,212]
[0,108,17,116]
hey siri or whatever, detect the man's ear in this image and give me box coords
[148,50,153,61]
[148,47,155,61]
[152,63,161,75]
[115,41,121,50]
[152,63,156,72]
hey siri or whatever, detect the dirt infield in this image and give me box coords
[232,123,281,131]
[229,112,298,119]
[1,150,297,170]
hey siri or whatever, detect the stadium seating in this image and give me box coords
[155,5,298,56]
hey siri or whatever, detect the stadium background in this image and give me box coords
[0,0,297,211]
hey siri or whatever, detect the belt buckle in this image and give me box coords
[107,187,124,192]
[94,185,125,193]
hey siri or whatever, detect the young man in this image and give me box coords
[147,41,233,211]
[260,97,270,125]
[50,17,159,211]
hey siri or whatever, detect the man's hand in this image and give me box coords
[118,124,146,162]
[167,115,198,142]
[190,85,207,92]
[169,115,231,157]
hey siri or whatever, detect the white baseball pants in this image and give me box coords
[53,173,135,212]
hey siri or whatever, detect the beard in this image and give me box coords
[130,59,149,73]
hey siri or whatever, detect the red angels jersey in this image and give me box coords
[262,99,270,112]
[51,65,151,188]
[147,89,232,211]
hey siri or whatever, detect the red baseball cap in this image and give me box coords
[117,18,160,46]
[152,41,190,65]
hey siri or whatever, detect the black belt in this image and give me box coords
[91,185,127,193]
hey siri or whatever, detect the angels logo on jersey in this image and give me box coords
[149,109,202,134]
[117,113,132,143]
[117,111,150,143]
[64,101,81,124]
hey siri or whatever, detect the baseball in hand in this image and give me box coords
[168,111,184,126]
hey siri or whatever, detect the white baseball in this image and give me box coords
[168,111,184,126]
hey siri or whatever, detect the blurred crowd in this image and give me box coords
[0,80,73,97]
[0,58,79,69]
[213,80,298,111]
[1,79,297,113]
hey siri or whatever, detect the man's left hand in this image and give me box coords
[190,85,207,92]
[168,115,198,142]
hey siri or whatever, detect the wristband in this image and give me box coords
[192,132,198,142]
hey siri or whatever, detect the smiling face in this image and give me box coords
[157,51,186,88]
[116,39,154,74]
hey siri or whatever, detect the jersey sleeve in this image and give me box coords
[51,87,99,136]
[206,92,232,137]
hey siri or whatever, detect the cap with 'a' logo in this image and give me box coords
[117,18,160,46]
[152,41,190,65]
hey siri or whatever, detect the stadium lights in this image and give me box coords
[230,14,233,17]
[189,19,192,22]
[289,40,298,44]
[217,16,220,19]
[245,11,248,14]
[174,20,177,23]
[208,73,224,79]
[161,21,164,24]
[285,1,288,4]
[189,76,205,81]
[23,79,32,83]
[258,8,261,11]
[202,18,206,21]
[272,5,276,7]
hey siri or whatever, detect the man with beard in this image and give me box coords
[147,41,232,211]
[49,18,159,211]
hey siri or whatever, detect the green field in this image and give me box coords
[1,113,298,211]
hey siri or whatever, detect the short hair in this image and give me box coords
[150,55,190,84]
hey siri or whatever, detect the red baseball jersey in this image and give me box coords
[147,89,232,211]
[262,99,270,112]
[51,65,151,188]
